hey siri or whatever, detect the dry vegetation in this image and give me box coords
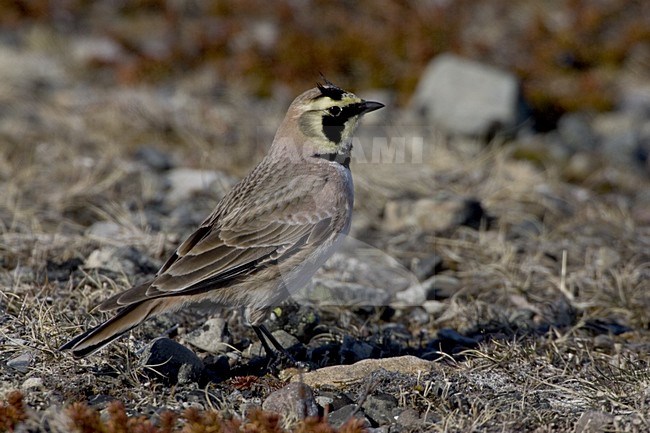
[1,1,650,432]
[1,392,369,432]
[1,0,649,125]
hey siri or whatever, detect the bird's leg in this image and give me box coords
[252,325,277,360]
[259,324,297,362]
[252,324,298,366]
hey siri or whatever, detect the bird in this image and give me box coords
[59,80,384,359]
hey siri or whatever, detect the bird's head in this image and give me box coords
[273,80,384,164]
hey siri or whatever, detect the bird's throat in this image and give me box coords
[312,152,350,169]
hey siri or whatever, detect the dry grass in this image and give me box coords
[1,9,650,432]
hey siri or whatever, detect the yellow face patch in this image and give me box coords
[298,94,365,151]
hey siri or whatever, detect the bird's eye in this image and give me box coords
[328,106,342,116]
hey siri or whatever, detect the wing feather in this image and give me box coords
[140,171,342,299]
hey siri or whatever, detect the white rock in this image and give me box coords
[423,300,446,315]
[185,318,230,354]
[84,247,133,274]
[22,377,44,390]
[394,283,426,306]
[412,53,520,136]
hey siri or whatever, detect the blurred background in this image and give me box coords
[2,0,649,131]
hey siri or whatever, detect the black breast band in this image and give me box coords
[312,153,350,169]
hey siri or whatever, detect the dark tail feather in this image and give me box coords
[59,300,159,358]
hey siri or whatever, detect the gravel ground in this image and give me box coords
[2,7,650,433]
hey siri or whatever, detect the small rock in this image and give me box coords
[437,329,479,351]
[510,219,544,239]
[575,410,613,433]
[384,196,488,233]
[424,275,461,300]
[21,377,43,390]
[185,318,230,354]
[7,352,34,373]
[557,112,598,153]
[165,168,235,205]
[592,112,642,165]
[292,356,432,388]
[340,336,378,363]
[563,153,601,183]
[422,300,446,315]
[84,247,133,274]
[306,342,340,367]
[315,395,333,412]
[394,408,422,428]
[168,200,213,229]
[317,392,354,412]
[262,383,319,419]
[593,335,614,350]
[327,404,371,429]
[315,246,416,294]
[86,221,124,239]
[394,282,426,306]
[303,279,391,307]
[45,258,83,281]
[412,53,522,137]
[408,307,430,326]
[245,330,300,358]
[410,254,443,281]
[84,246,156,275]
[202,354,231,382]
[134,146,174,171]
[362,393,398,426]
[141,338,204,385]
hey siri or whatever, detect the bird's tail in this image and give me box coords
[59,300,161,358]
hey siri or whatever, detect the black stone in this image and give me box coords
[327,404,371,429]
[141,337,204,385]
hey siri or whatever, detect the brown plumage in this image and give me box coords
[59,82,384,358]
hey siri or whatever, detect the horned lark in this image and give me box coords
[60,81,384,358]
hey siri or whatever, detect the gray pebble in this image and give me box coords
[327,404,371,429]
[362,393,398,425]
[7,352,33,373]
[262,382,319,419]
